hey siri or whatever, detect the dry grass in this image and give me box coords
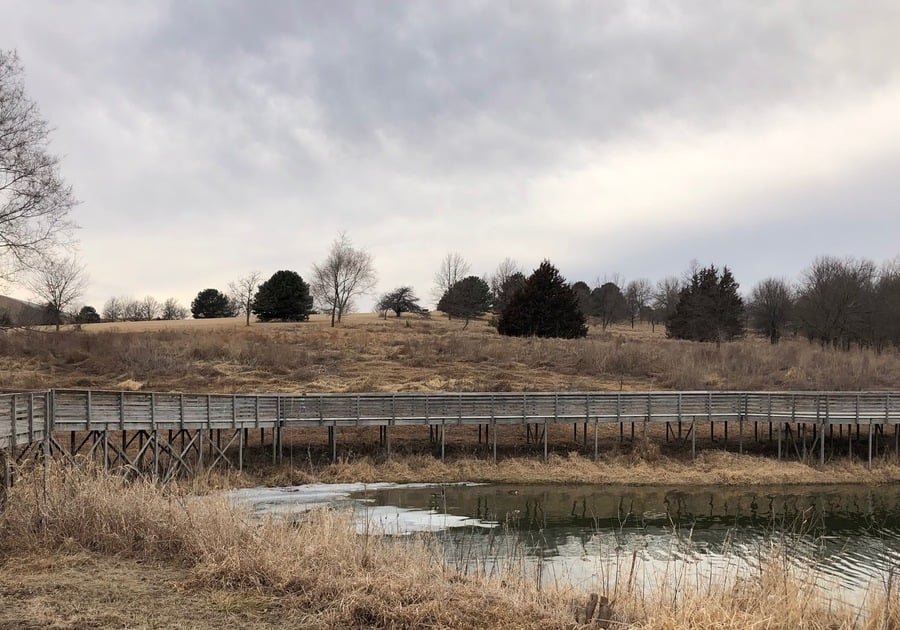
[207,450,900,490]
[1,313,899,393]
[1,466,899,629]
[0,466,576,629]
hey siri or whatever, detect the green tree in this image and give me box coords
[497,260,587,338]
[377,286,427,317]
[666,265,744,342]
[492,271,526,314]
[75,305,100,323]
[252,270,313,322]
[437,275,492,328]
[190,288,233,319]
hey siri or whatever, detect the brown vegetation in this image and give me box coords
[1,466,898,629]
[2,313,899,393]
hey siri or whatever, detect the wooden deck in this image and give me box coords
[2,389,900,482]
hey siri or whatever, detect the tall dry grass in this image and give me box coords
[1,316,899,394]
[2,465,899,628]
[0,465,574,628]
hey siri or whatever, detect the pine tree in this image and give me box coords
[437,276,492,327]
[666,265,744,342]
[252,270,313,322]
[191,288,233,319]
[497,260,587,338]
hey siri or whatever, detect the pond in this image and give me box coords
[227,482,900,607]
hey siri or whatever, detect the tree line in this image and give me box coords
[388,253,900,350]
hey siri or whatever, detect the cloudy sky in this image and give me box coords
[3,1,900,311]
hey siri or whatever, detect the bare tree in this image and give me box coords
[228,270,262,326]
[489,257,520,297]
[26,255,87,330]
[161,297,188,320]
[748,277,793,344]
[873,259,900,351]
[138,295,160,321]
[102,296,123,321]
[1,51,77,279]
[311,232,377,327]
[433,252,471,302]
[795,256,876,349]
[652,276,681,331]
[624,278,652,328]
[121,297,142,321]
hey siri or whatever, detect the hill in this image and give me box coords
[0,294,43,326]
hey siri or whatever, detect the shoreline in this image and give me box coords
[198,450,900,491]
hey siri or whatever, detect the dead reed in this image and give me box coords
[2,465,899,628]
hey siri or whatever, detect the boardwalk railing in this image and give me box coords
[2,389,900,483]
[0,391,49,450]
[44,389,900,430]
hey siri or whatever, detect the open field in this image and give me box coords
[2,312,900,394]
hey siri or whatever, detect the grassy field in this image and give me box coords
[3,312,899,394]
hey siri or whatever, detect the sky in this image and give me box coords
[3,1,900,312]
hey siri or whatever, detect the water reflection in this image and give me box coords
[353,484,900,597]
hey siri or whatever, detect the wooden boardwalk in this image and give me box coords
[2,389,900,482]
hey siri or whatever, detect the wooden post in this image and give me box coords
[491,397,497,465]
[820,395,827,466]
[332,425,337,463]
[440,419,444,463]
[777,420,782,461]
[790,394,796,461]
[616,393,622,445]
[151,393,158,479]
[238,424,244,472]
[593,417,598,461]
[272,396,278,465]
[543,418,548,461]
[691,419,696,459]
[868,417,874,469]
[887,394,894,460]
[8,396,16,469]
[677,393,682,442]
[1,448,9,503]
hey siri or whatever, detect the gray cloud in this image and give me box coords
[2,1,900,309]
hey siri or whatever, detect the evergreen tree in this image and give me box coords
[492,271,526,314]
[666,265,744,342]
[437,276,492,327]
[75,305,101,324]
[497,260,587,338]
[191,288,233,319]
[252,270,313,322]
